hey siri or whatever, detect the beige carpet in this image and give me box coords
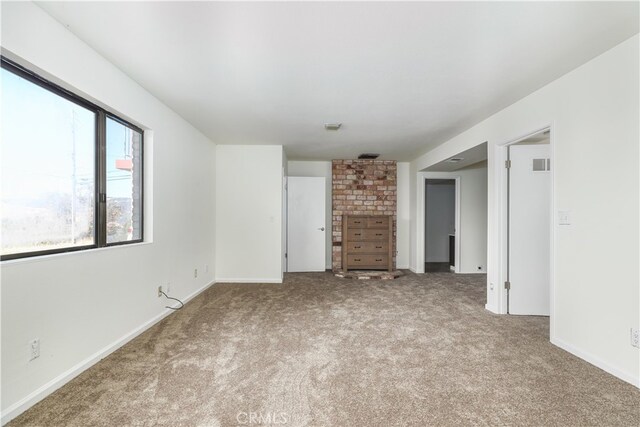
[10,272,640,426]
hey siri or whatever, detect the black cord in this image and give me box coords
[160,290,184,310]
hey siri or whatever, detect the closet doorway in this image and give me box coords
[425,179,458,272]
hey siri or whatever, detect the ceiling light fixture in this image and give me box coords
[324,123,342,131]
[446,157,464,163]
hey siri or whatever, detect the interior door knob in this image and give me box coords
[318,227,325,231]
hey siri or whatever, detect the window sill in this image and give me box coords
[1,241,153,266]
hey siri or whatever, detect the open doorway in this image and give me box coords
[506,129,551,315]
[425,179,456,272]
[417,142,487,275]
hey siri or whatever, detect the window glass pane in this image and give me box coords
[1,67,96,256]
[106,117,142,244]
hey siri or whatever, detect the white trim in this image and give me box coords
[214,278,283,284]
[551,337,640,389]
[454,176,461,274]
[0,280,216,426]
[485,303,499,314]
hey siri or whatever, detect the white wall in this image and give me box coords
[216,145,284,282]
[410,35,639,386]
[0,2,216,423]
[418,164,488,272]
[396,162,410,269]
[425,182,455,263]
[287,161,410,269]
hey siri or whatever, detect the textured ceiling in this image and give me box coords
[38,1,639,160]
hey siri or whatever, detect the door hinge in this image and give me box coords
[504,281,511,290]
[285,253,288,259]
[505,160,511,169]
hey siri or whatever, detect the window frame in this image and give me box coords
[1,57,144,261]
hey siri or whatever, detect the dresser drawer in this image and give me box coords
[367,217,389,228]
[347,229,389,241]
[347,216,367,228]
[347,254,388,268]
[345,241,387,253]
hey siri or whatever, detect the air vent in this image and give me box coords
[446,157,463,163]
[358,153,380,159]
[324,123,342,131]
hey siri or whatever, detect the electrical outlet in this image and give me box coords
[205,264,209,273]
[29,338,40,361]
[158,286,163,297]
[194,268,198,278]
[631,328,639,348]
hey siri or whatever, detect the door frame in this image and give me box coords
[496,124,556,332]
[416,173,461,274]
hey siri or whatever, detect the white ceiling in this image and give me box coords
[37,1,639,161]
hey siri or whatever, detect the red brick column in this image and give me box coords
[332,160,397,271]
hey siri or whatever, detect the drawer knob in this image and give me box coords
[376,233,382,236]
[376,259,382,262]
[354,259,361,261]
[355,246,361,249]
[376,246,382,249]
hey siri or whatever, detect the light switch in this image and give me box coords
[558,210,571,225]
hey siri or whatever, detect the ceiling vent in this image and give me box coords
[358,153,380,159]
[446,157,464,163]
[324,123,342,131]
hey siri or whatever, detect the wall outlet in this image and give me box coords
[631,328,639,348]
[158,286,163,297]
[29,338,40,361]
[194,268,198,278]
[205,264,209,273]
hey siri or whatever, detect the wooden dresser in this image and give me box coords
[342,215,393,271]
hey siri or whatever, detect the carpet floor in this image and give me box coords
[10,272,640,426]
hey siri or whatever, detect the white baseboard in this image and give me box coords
[484,303,500,314]
[1,280,216,426]
[551,337,639,389]
[215,278,283,283]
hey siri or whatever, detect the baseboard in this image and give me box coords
[215,278,283,284]
[551,337,639,389]
[1,280,216,426]
[484,303,500,314]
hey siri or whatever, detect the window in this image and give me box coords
[1,58,143,260]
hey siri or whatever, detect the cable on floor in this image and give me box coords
[160,290,184,310]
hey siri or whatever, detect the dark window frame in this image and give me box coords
[1,57,144,261]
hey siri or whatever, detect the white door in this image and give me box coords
[287,177,326,272]
[509,144,551,315]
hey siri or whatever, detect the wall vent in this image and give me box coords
[358,153,380,159]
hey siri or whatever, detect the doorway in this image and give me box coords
[506,130,551,315]
[425,179,456,272]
